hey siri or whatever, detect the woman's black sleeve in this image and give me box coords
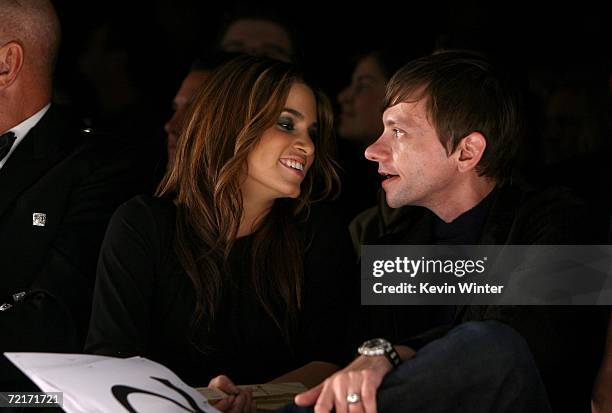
[85,196,160,357]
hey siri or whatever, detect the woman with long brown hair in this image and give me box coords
[85,55,356,409]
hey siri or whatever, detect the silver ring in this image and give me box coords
[346,392,361,404]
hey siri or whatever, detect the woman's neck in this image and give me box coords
[237,195,273,238]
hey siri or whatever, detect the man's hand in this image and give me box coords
[592,314,612,413]
[592,366,612,413]
[294,355,393,413]
[208,375,255,413]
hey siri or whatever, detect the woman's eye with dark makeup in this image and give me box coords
[277,117,295,131]
[308,127,319,141]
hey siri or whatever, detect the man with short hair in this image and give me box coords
[283,51,608,413]
[0,0,145,388]
[217,6,297,63]
[164,52,238,168]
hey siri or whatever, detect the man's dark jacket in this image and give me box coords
[350,185,610,412]
[0,106,149,387]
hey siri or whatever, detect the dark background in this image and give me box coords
[50,0,610,124]
[48,0,611,213]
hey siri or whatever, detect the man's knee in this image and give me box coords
[377,320,550,412]
[451,320,537,374]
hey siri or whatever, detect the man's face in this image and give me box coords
[221,19,293,62]
[164,70,211,166]
[365,98,458,209]
[337,55,387,144]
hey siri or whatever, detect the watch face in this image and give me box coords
[363,338,389,350]
[365,338,384,349]
[359,338,399,368]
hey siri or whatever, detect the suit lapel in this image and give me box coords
[0,108,66,218]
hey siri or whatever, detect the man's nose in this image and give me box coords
[364,134,386,162]
[164,112,179,136]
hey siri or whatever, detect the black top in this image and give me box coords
[430,189,497,325]
[350,189,497,345]
[432,188,495,245]
[86,196,357,386]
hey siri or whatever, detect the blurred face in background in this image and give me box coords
[221,18,293,62]
[542,86,598,164]
[164,70,211,167]
[337,55,388,145]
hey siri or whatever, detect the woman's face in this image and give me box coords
[242,83,317,203]
[337,55,387,144]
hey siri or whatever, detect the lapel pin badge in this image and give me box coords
[32,212,46,227]
[12,291,26,302]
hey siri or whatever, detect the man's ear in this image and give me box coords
[0,41,24,89]
[456,132,487,173]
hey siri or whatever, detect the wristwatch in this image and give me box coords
[358,338,401,368]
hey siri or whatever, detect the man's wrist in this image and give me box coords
[394,345,416,361]
[358,338,402,369]
[356,354,394,375]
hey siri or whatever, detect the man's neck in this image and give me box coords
[0,78,52,133]
[429,178,497,223]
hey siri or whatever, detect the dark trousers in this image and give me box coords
[278,320,552,413]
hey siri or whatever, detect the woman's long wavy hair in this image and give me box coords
[156,55,339,345]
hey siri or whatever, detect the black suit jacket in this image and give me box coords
[0,106,148,386]
[351,184,609,411]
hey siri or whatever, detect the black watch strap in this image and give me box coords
[385,345,401,368]
[358,338,402,369]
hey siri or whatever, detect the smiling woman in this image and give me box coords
[243,83,318,212]
[85,56,356,411]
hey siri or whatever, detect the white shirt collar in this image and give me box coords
[0,103,51,170]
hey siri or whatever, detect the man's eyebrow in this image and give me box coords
[355,75,377,83]
[384,112,422,128]
[282,107,304,120]
[383,118,397,127]
[222,40,245,48]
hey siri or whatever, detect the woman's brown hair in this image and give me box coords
[157,55,338,343]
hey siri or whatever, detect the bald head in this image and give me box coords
[0,0,61,77]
